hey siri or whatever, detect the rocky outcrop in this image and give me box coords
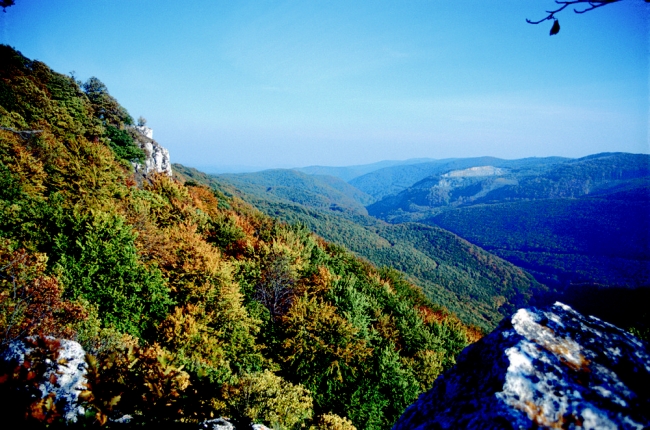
[133,126,172,176]
[199,418,272,429]
[136,125,154,139]
[393,302,650,430]
[1,336,277,428]
[1,337,88,423]
[200,418,236,429]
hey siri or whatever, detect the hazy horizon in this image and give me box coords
[191,151,644,176]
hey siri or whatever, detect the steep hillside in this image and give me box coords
[0,45,479,429]
[186,165,543,331]
[429,197,650,292]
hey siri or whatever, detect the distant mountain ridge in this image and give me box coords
[367,152,650,218]
[349,156,569,202]
[295,158,437,182]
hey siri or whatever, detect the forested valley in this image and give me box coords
[211,148,650,340]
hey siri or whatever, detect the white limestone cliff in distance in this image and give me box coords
[133,125,172,176]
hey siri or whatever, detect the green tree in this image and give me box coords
[82,77,133,126]
[105,124,145,164]
[53,211,172,338]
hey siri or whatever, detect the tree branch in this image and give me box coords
[0,127,43,140]
[574,0,622,13]
[526,0,622,25]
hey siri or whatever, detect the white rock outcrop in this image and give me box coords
[200,418,236,429]
[133,126,172,176]
[2,338,88,422]
[199,418,272,429]
[392,302,650,429]
[136,125,153,139]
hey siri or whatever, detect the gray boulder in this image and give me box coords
[393,302,650,430]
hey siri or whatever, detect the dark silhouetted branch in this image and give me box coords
[526,0,622,25]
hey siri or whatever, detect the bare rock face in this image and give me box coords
[133,126,172,176]
[200,418,236,429]
[392,302,650,430]
[198,418,272,429]
[136,125,154,139]
[1,337,88,423]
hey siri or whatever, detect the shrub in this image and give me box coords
[221,370,313,429]
[104,125,145,164]
[0,241,86,347]
[83,342,190,425]
[310,413,357,430]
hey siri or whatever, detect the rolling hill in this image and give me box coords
[295,158,435,182]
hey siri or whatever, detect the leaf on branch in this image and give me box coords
[550,19,560,35]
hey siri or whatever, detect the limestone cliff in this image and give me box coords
[133,125,172,176]
[392,302,650,429]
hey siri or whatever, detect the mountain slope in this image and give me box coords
[430,197,650,287]
[0,45,479,429]
[219,169,374,215]
[190,165,543,331]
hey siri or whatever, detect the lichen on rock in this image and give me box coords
[1,337,88,423]
[392,302,650,430]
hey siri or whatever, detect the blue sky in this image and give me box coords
[1,1,648,171]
